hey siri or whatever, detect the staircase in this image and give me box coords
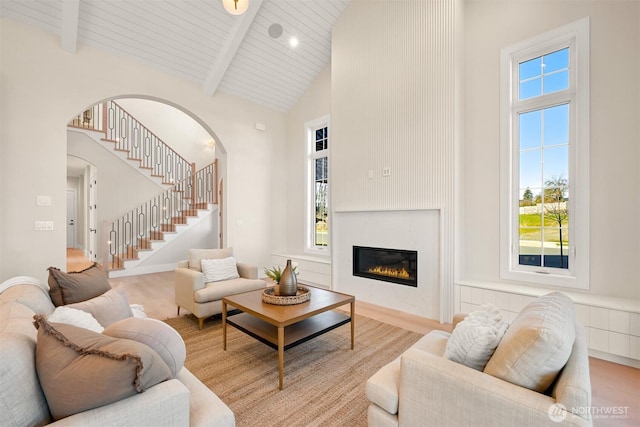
[69,101,217,277]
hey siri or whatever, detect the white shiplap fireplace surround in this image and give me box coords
[328,0,460,323]
[333,209,442,321]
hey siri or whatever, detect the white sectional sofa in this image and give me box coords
[0,277,235,426]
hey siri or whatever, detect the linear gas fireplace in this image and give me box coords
[353,246,417,287]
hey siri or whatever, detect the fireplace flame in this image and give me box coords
[367,265,411,280]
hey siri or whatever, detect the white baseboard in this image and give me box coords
[589,349,640,369]
[108,263,176,278]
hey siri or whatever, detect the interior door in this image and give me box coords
[88,166,98,261]
[66,189,77,248]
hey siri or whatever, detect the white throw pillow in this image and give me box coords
[129,303,148,319]
[445,304,508,371]
[189,247,234,272]
[201,257,240,283]
[48,306,104,333]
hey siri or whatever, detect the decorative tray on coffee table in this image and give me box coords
[262,286,310,305]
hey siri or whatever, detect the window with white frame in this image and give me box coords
[306,116,329,253]
[500,18,589,289]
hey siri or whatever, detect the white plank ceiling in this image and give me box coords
[1,0,351,112]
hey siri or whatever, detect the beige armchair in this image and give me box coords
[366,293,592,426]
[175,248,266,329]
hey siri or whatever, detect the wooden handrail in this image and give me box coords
[99,100,194,186]
[109,101,192,167]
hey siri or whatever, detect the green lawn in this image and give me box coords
[519,213,569,244]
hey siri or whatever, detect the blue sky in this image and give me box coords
[518,48,570,199]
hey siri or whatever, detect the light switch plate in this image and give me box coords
[34,221,54,231]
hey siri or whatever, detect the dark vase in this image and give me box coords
[278,259,298,296]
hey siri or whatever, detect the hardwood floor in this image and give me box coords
[109,271,181,320]
[66,248,96,272]
[109,271,639,426]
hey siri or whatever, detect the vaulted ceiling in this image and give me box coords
[1,0,351,112]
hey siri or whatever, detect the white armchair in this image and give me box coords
[366,293,592,426]
[175,248,266,329]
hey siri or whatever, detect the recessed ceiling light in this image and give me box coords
[289,36,299,48]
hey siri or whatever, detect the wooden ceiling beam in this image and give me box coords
[61,0,80,53]
[203,0,264,97]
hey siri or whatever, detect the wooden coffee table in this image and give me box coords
[222,286,355,390]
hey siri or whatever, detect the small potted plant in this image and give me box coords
[264,261,298,296]
[264,263,299,282]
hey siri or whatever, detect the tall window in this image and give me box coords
[500,18,589,289]
[306,116,329,253]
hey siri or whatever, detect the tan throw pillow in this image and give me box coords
[445,304,508,371]
[104,317,186,378]
[47,263,111,306]
[201,257,240,283]
[188,247,234,272]
[33,314,171,420]
[66,286,133,327]
[484,292,576,392]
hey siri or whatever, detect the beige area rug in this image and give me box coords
[165,313,423,427]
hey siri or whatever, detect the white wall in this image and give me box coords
[463,0,640,300]
[68,131,165,225]
[0,18,286,282]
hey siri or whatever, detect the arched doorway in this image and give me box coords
[66,96,226,273]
